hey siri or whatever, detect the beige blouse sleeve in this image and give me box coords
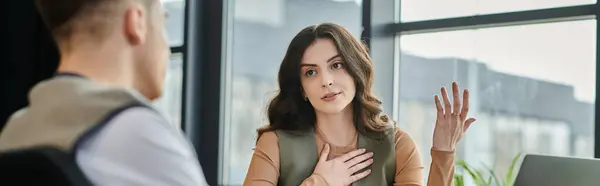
[393,128,455,186]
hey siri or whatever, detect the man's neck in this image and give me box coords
[315,104,357,147]
[57,47,134,89]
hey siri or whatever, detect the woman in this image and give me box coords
[243,23,476,186]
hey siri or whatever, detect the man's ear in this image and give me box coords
[123,4,147,45]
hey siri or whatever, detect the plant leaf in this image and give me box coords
[482,162,501,185]
[505,153,523,186]
[474,169,488,185]
[457,159,486,186]
[454,174,465,186]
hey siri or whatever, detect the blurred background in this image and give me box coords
[2,0,599,185]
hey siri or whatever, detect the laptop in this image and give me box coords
[514,154,600,186]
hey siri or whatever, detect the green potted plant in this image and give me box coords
[453,154,523,186]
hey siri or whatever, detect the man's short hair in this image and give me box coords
[35,0,154,48]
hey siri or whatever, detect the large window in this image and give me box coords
[154,0,186,128]
[154,54,184,128]
[401,0,597,22]
[220,0,362,184]
[397,6,596,186]
[163,0,186,46]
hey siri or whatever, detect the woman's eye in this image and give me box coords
[305,69,317,76]
[332,62,344,69]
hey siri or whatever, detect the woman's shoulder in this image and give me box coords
[391,126,418,148]
[257,127,303,143]
[257,131,279,145]
[257,129,313,144]
[255,131,280,157]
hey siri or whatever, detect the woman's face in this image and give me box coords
[300,38,356,114]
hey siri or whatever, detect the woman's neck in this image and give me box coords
[315,104,357,147]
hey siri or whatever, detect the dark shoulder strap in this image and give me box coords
[275,129,318,186]
[70,102,153,156]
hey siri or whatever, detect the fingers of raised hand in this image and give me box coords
[440,82,471,118]
[464,118,476,132]
[457,117,476,141]
[434,95,443,117]
[440,87,452,116]
[460,89,470,121]
[452,82,461,115]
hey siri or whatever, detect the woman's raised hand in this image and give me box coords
[311,144,373,186]
[432,82,476,151]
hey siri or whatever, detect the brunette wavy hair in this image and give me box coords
[257,23,394,139]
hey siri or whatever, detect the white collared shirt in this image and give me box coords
[75,107,208,186]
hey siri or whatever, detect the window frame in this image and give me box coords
[176,0,225,185]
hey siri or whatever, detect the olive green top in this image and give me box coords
[275,127,396,186]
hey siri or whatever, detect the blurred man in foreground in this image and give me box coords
[0,0,207,185]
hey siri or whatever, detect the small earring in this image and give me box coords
[304,96,308,101]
